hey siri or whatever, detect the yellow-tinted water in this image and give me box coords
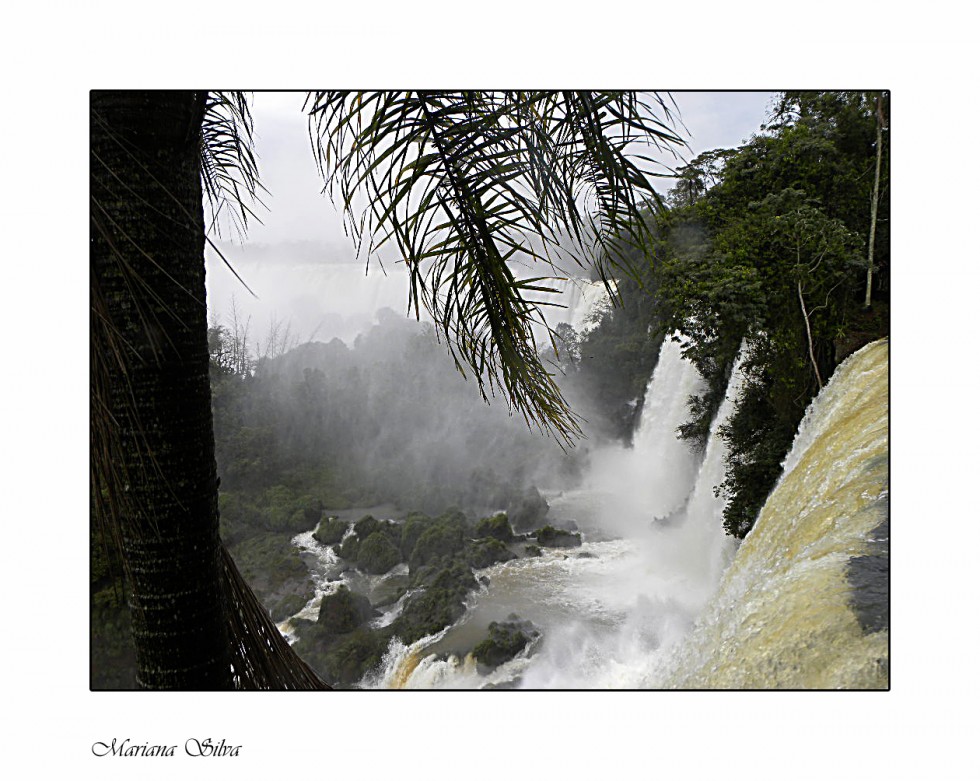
[660,340,889,688]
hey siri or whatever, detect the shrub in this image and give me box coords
[356,532,401,575]
[313,517,348,546]
[475,512,514,542]
[336,535,361,562]
[353,515,379,540]
[399,513,431,559]
[409,523,465,571]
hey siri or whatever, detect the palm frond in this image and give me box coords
[306,91,685,443]
[201,92,268,243]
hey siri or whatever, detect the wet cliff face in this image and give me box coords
[659,340,889,689]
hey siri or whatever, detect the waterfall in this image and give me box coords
[586,334,707,536]
[562,278,612,334]
[656,339,889,688]
[649,346,747,601]
[373,332,749,688]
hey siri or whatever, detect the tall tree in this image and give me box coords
[91,92,233,688]
[865,91,887,309]
[90,90,684,688]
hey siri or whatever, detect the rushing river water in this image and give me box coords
[281,335,889,689]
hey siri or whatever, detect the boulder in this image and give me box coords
[313,517,348,546]
[317,586,375,634]
[356,531,401,575]
[271,593,310,622]
[467,538,517,569]
[393,562,477,645]
[535,525,582,548]
[409,523,466,571]
[472,617,540,669]
[353,515,380,540]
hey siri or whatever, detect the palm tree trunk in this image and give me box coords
[91,91,233,689]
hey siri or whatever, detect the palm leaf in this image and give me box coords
[200,91,268,243]
[307,91,685,443]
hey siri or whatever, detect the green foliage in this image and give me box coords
[226,531,312,611]
[352,515,379,540]
[336,535,360,563]
[271,594,309,623]
[320,628,390,687]
[313,517,348,546]
[467,538,518,569]
[292,624,390,688]
[475,512,514,542]
[646,91,889,537]
[409,523,466,572]
[564,235,669,442]
[399,512,431,560]
[356,532,401,575]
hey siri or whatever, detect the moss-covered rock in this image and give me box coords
[393,561,477,645]
[535,525,582,548]
[271,593,311,622]
[475,512,514,542]
[313,516,348,546]
[336,534,361,562]
[467,538,517,569]
[472,617,540,669]
[320,628,391,687]
[356,531,401,575]
[317,586,376,634]
[353,514,380,540]
[523,544,542,557]
[292,625,392,688]
[409,523,466,571]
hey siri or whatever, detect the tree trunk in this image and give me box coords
[864,93,885,309]
[91,91,233,689]
[797,279,823,390]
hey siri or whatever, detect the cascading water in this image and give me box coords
[561,278,611,335]
[368,333,748,688]
[654,339,889,688]
[585,335,707,535]
[356,337,888,688]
